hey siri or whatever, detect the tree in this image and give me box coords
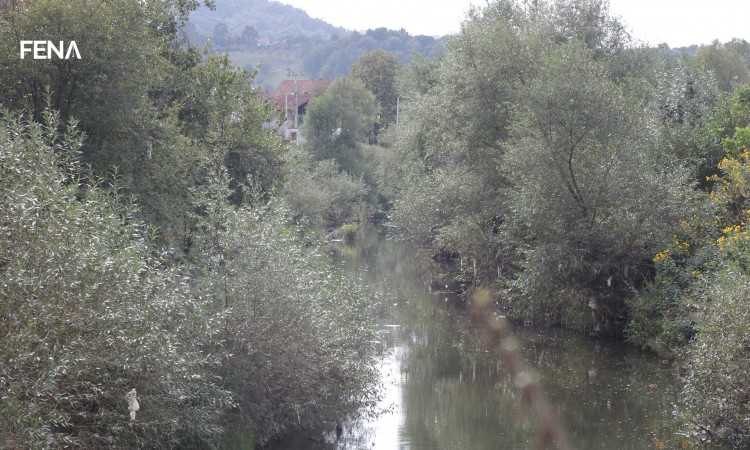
[627,104,750,443]
[389,0,536,287]
[0,109,233,448]
[241,25,259,44]
[695,40,750,92]
[350,49,400,139]
[186,50,286,205]
[0,0,165,168]
[283,149,368,228]
[212,22,229,46]
[546,0,631,58]
[303,77,378,175]
[647,50,719,181]
[390,0,695,332]
[503,44,692,333]
[197,203,379,445]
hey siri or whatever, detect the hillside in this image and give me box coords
[187,0,346,41]
[187,0,440,91]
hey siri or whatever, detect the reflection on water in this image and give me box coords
[330,231,698,450]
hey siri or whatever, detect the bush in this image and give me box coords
[197,203,381,445]
[0,110,233,448]
[680,265,750,446]
[333,222,361,241]
[283,150,367,228]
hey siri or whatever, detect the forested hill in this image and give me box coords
[186,0,440,90]
[187,0,346,41]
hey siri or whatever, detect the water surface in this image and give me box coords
[333,233,690,449]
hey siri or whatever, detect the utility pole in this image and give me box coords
[286,69,304,128]
[284,92,295,139]
[396,96,400,125]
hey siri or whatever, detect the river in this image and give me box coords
[324,229,702,450]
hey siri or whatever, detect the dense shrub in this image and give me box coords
[681,266,750,446]
[0,110,233,448]
[195,201,381,445]
[0,108,382,448]
[283,150,367,229]
[627,92,750,445]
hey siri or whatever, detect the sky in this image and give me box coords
[275,0,750,48]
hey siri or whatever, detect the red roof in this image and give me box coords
[269,79,332,111]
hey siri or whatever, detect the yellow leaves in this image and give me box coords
[707,189,719,204]
[716,211,750,252]
[712,150,750,202]
[653,241,690,263]
[716,222,750,251]
[708,149,750,252]
[653,249,670,263]
[716,156,730,172]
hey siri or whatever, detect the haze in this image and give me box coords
[277,0,750,47]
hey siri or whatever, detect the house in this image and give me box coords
[268,79,332,143]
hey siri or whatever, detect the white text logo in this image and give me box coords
[20,41,81,60]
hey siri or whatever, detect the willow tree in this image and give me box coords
[390,0,694,332]
[390,0,536,286]
[503,44,693,333]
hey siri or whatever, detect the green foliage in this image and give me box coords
[680,265,750,446]
[303,28,437,80]
[0,0,285,244]
[350,49,401,137]
[390,0,689,334]
[0,106,381,447]
[188,50,287,205]
[504,43,693,333]
[392,167,505,267]
[627,94,750,354]
[194,200,380,445]
[546,0,631,58]
[389,0,533,287]
[695,40,750,93]
[283,149,367,229]
[722,126,750,159]
[647,51,719,179]
[624,86,750,444]
[700,85,750,167]
[0,0,169,171]
[303,77,378,175]
[333,222,361,242]
[1,2,381,448]
[0,109,233,448]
